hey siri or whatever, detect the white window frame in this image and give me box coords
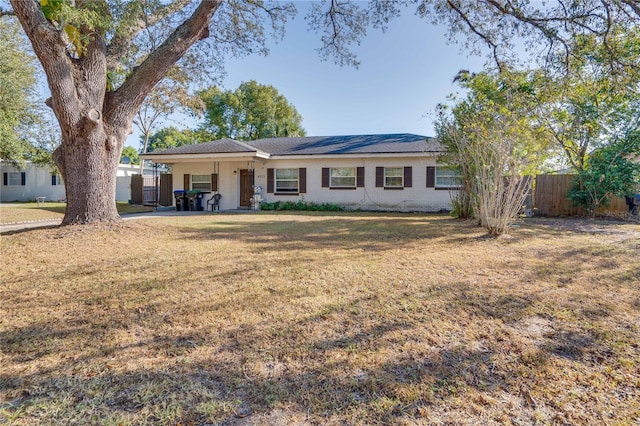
[330,167,356,188]
[6,172,23,186]
[52,173,64,186]
[275,168,299,193]
[191,174,212,191]
[384,167,403,188]
[435,166,462,189]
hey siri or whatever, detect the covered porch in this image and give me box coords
[173,158,263,211]
[140,140,270,211]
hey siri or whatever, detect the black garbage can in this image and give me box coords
[173,190,187,211]
[186,190,204,211]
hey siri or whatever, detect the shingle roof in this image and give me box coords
[246,134,441,155]
[147,134,442,156]
[149,138,259,155]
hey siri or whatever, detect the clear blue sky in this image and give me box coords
[126,1,489,148]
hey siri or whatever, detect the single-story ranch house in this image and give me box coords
[141,134,460,212]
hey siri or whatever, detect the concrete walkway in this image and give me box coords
[0,208,253,233]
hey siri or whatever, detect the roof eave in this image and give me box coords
[141,151,270,162]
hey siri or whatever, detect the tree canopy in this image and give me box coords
[421,1,640,74]
[568,134,640,215]
[0,18,44,166]
[145,126,202,153]
[5,0,298,224]
[435,70,554,233]
[198,80,305,141]
[120,145,140,165]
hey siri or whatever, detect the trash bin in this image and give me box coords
[186,190,204,211]
[173,190,187,211]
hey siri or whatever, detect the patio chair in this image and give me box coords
[207,193,222,211]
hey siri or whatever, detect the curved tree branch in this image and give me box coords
[106,0,192,71]
[620,0,640,19]
[106,0,221,129]
[9,0,81,129]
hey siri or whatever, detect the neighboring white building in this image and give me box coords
[142,134,460,212]
[0,161,148,202]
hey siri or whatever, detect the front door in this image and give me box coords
[239,169,253,207]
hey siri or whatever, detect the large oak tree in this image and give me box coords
[7,0,295,224]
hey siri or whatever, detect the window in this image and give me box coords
[275,168,299,193]
[4,172,25,186]
[191,174,212,191]
[330,167,356,188]
[435,167,462,188]
[384,167,403,188]
[51,174,63,186]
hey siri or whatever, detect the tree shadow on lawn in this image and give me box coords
[172,214,485,254]
[1,285,630,425]
[0,322,507,424]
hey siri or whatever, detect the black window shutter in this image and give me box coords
[375,167,384,188]
[52,174,56,185]
[299,168,306,193]
[322,168,330,188]
[357,167,365,187]
[404,166,412,188]
[211,173,218,192]
[267,168,274,193]
[21,172,26,186]
[3,173,7,186]
[426,167,435,188]
[184,174,190,190]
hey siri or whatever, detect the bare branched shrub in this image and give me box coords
[440,122,533,235]
[435,71,550,236]
[470,138,533,236]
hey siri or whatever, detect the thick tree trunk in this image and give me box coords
[54,128,122,225]
[11,0,221,226]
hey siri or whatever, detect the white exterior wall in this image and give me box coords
[1,163,66,202]
[170,156,454,212]
[255,156,453,212]
[171,161,250,210]
[115,177,131,201]
[1,162,132,202]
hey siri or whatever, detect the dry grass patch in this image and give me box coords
[1,213,639,425]
[0,202,154,224]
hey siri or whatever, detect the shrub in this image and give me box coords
[259,200,343,212]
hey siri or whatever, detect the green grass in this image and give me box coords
[0,202,154,224]
[1,213,639,425]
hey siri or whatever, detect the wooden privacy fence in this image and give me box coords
[159,174,173,206]
[534,174,628,216]
[131,174,173,206]
[130,174,143,205]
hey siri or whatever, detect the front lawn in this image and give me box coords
[1,213,638,425]
[0,202,154,224]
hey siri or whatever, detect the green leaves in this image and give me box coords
[197,80,305,141]
[569,134,640,214]
[538,29,640,172]
[435,69,555,234]
[39,0,107,58]
[39,0,63,21]
[0,18,49,166]
[146,127,202,153]
[120,146,140,165]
